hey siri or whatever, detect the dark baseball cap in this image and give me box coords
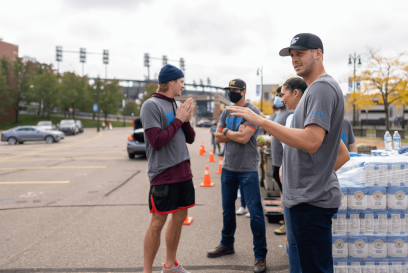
[279,33,324,57]
[223,79,246,90]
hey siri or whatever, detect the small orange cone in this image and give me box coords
[200,166,214,187]
[201,142,207,153]
[183,216,193,225]
[215,157,223,174]
[207,149,217,163]
[198,146,205,156]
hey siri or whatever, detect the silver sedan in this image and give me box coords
[1,126,65,145]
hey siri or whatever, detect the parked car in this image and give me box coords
[59,119,79,135]
[75,120,84,133]
[36,121,56,130]
[127,118,146,159]
[394,116,406,127]
[196,119,213,127]
[1,126,65,145]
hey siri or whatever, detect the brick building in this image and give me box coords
[0,39,19,122]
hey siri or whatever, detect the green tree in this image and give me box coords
[0,65,13,116]
[29,63,60,120]
[11,58,36,123]
[60,72,91,119]
[124,100,139,116]
[98,79,123,123]
[141,83,158,103]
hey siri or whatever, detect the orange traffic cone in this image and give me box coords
[200,166,214,187]
[198,146,205,156]
[215,157,223,174]
[201,142,207,153]
[207,149,217,163]
[183,216,193,225]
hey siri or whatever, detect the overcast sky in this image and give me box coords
[1,0,408,101]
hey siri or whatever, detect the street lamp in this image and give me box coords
[349,52,362,126]
[123,94,127,127]
[257,67,263,113]
[95,76,103,132]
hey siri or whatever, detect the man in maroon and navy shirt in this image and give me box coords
[141,64,195,273]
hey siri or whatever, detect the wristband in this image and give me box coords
[223,128,229,136]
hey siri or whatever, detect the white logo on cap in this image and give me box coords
[290,37,299,45]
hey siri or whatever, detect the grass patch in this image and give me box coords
[0,114,132,131]
[366,129,376,133]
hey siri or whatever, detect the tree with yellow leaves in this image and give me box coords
[349,49,408,130]
[252,99,275,115]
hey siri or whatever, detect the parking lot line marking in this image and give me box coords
[0,132,103,161]
[0,181,70,184]
[0,166,106,170]
[2,157,126,162]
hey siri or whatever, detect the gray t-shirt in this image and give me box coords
[271,107,294,167]
[282,75,345,209]
[140,97,190,181]
[218,103,260,172]
[341,119,355,147]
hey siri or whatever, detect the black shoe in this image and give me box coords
[254,259,266,273]
[207,245,235,258]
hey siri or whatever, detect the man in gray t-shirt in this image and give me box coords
[206,79,267,273]
[226,33,350,272]
[341,119,357,152]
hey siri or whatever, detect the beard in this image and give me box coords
[296,54,316,78]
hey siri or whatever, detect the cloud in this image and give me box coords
[63,0,148,11]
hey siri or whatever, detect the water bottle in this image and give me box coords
[384,131,392,151]
[393,131,401,150]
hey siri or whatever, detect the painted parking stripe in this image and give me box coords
[1,157,125,162]
[0,166,106,170]
[0,181,70,184]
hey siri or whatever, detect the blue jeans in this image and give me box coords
[284,205,302,273]
[220,169,267,259]
[239,184,246,208]
[289,203,337,273]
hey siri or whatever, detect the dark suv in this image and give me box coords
[127,118,146,159]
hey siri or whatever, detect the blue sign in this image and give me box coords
[256,85,260,96]
[131,113,134,116]
[93,104,98,112]
[356,82,361,90]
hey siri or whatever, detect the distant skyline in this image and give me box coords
[2,0,408,101]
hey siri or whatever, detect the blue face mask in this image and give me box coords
[274,96,284,108]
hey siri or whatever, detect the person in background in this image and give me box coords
[341,119,357,152]
[210,120,221,154]
[101,121,106,130]
[208,78,267,273]
[270,89,294,236]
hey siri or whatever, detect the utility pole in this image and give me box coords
[103,50,109,79]
[257,67,263,113]
[349,52,361,126]
[97,76,100,132]
[144,53,150,81]
[80,48,86,76]
[56,46,62,74]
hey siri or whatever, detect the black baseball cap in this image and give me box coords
[223,79,246,90]
[279,33,324,57]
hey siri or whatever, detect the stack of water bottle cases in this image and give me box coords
[333,131,407,272]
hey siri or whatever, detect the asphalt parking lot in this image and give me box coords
[0,127,289,273]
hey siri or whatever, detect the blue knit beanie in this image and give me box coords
[158,64,184,84]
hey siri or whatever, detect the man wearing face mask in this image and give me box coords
[207,79,267,273]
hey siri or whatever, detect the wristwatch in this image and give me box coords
[223,128,229,136]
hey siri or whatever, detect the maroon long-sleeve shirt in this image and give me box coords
[144,93,196,186]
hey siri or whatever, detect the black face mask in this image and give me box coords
[228,91,242,103]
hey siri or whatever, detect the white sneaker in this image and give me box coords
[246,212,250,218]
[236,207,246,215]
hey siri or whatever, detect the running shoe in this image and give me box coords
[246,212,250,218]
[161,260,189,273]
[236,207,246,215]
[274,225,286,235]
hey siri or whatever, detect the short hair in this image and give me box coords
[157,80,175,93]
[276,86,282,94]
[272,105,279,111]
[282,77,307,94]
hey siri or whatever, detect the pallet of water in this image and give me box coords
[332,156,408,272]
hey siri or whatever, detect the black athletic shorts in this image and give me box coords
[149,179,195,214]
